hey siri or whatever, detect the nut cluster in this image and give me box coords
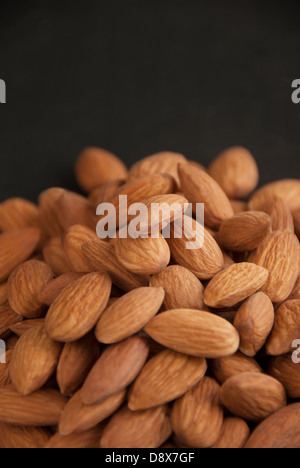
[0,146,300,448]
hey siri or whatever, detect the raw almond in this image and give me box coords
[43,237,71,276]
[0,350,12,387]
[0,423,51,449]
[10,318,45,337]
[89,179,125,207]
[144,309,239,358]
[95,287,165,344]
[46,426,104,449]
[261,198,294,232]
[233,292,274,357]
[171,377,223,448]
[210,417,250,449]
[81,335,149,405]
[249,179,300,212]
[45,272,111,342]
[0,305,22,339]
[38,272,83,306]
[204,263,269,308]
[268,353,300,399]
[210,351,263,384]
[63,225,98,272]
[266,300,300,355]
[288,275,300,301]
[137,194,188,233]
[55,191,96,231]
[0,281,7,305]
[100,405,172,448]
[220,372,287,422]
[38,187,65,238]
[128,349,207,410]
[293,208,300,237]
[248,230,300,303]
[7,260,53,318]
[0,198,41,232]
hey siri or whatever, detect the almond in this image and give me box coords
[245,403,300,448]
[150,265,204,310]
[210,351,263,384]
[89,179,125,207]
[249,179,300,212]
[261,198,294,232]
[171,377,223,448]
[293,208,300,237]
[57,333,100,396]
[100,405,172,448]
[137,194,188,233]
[288,275,300,301]
[0,385,67,426]
[10,318,45,337]
[220,372,287,422]
[55,191,96,232]
[75,147,128,192]
[208,147,259,199]
[218,211,271,252]
[204,263,269,308]
[178,162,234,228]
[46,426,104,449]
[0,305,22,339]
[210,417,250,449]
[38,187,65,238]
[0,198,41,232]
[230,200,248,214]
[0,281,7,305]
[144,309,239,358]
[0,350,12,387]
[81,335,149,405]
[95,287,165,344]
[82,238,148,291]
[0,228,40,282]
[128,349,207,410]
[7,260,53,318]
[63,225,98,272]
[233,292,274,357]
[45,272,111,342]
[0,423,51,449]
[248,230,300,303]
[10,325,62,395]
[268,353,300,399]
[43,237,71,276]
[38,272,83,306]
[266,300,300,355]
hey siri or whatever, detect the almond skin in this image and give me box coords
[171,377,223,448]
[245,403,300,448]
[261,198,294,232]
[100,405,172,449]
[89,179,125,207]
[75,147,128,192]
[0,305,22,339]
[59,390,126,436]
[0,385,67,426]
[268,354,300,399]
[266,300,300,356]
[43,237,71,276]
[150,265,204,310]
[249,179,300,212]
[178,162,234,228]
[46,426,104,449]
[0,423,51,449]
[10,325,62,395]
[249,231,300,303]
[81,336,149,405]
[0,198,41,232]
[128,349,207,410]
[55,191,96,232]
[38,272,83,306]
[218,211,271,252]
[7,260,53,318]
[208,146,259,199]
[0,281,7,305]
[234,292,274,357]
[38,187,66,238]
[210,417,250,449]
[0,350,12,388]
[45,272,111,342]
[139,194,188,233]
[96,287,164,344]
[10,319,45,337]
[220,373,287,422]
[63,225,98,273]
[57,332,100,396]
[144,309,239,358]
[204,263,269,308]
[0,228,40,282]
[210,351,263,384]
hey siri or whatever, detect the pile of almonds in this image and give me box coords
[1,146,300,448]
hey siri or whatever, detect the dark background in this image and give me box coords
[0,0,299,202]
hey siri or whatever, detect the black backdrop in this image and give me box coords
[0,0,299,202]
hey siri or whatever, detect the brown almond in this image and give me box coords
[7,260,53,318]
[0,198,41,232]
[261,198,294,232]
[46,426,104,449]
[43,237,71,276]
[10,318,45,337]
[0,282,7,306]
[288,275,300,301]
[293,208,300,237]
[268,353,300,399]
[218,211,271,252]
[210,351,263,384]
[230,200,248,214]
[0,228,40,282]
[0,305,22,339]
[0,423,51,449]
[178,162,234,228]
[249,230,300,303]
[208,146,259,199]
[38,272,83,306]
[234,292,274,357]
[100,405,171,448]
[75,147,128,192]
[144,309,239,358]
[171,377,223,448]
[45,272,111,342]
[55,190,96,231]
[0,385,67,426]
[57,333,100,396]
[266,300,300,356]
[38,187,65,238]
[210,417,250,449]
[89,179,125,207]
[81,335,149,405]
[220,372,287,422]
[63,225,98,272]
[128,349,207,410]
[204,263,269,308]
[150,265,204,310]
[95,287,165,344]
[0,350,12,388]
[249,179,300,212]
[138,194,188,233]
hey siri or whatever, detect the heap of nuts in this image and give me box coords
[1,146,300,448]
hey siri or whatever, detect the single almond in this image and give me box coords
[38,272,83,306]
[210,417,250,449]
[0,423,51,449]
[128,349,207,410]
[100,405,172,449]
[218,211,271,252]
[171,377,223,448]
[0,198,41,232]
[55,191,96,232]
[10,319,45,337]
[0,305,22,339]
[0,350,12,388]
[7,260,53,318]
[63,225,98,272]
[38,187,65,238]
[45,272,111,342]
[0,282,7,306]
[204,263,269,308]
[288,275,300,301]
[81,335,149,405]
[266,300,300,356]
[210,351,263,384]
[46,426,104,449]
[43,237,71,276]
[249,179,300,212]
[150,265,204,310]
[233,292,274,357]
[220,372,287,422]
[144,309,239,358]
[89,179,125,207]
[268,353,300,399]
[261,198,294,232]
[248,230,300,303]
[95,287,165,344]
